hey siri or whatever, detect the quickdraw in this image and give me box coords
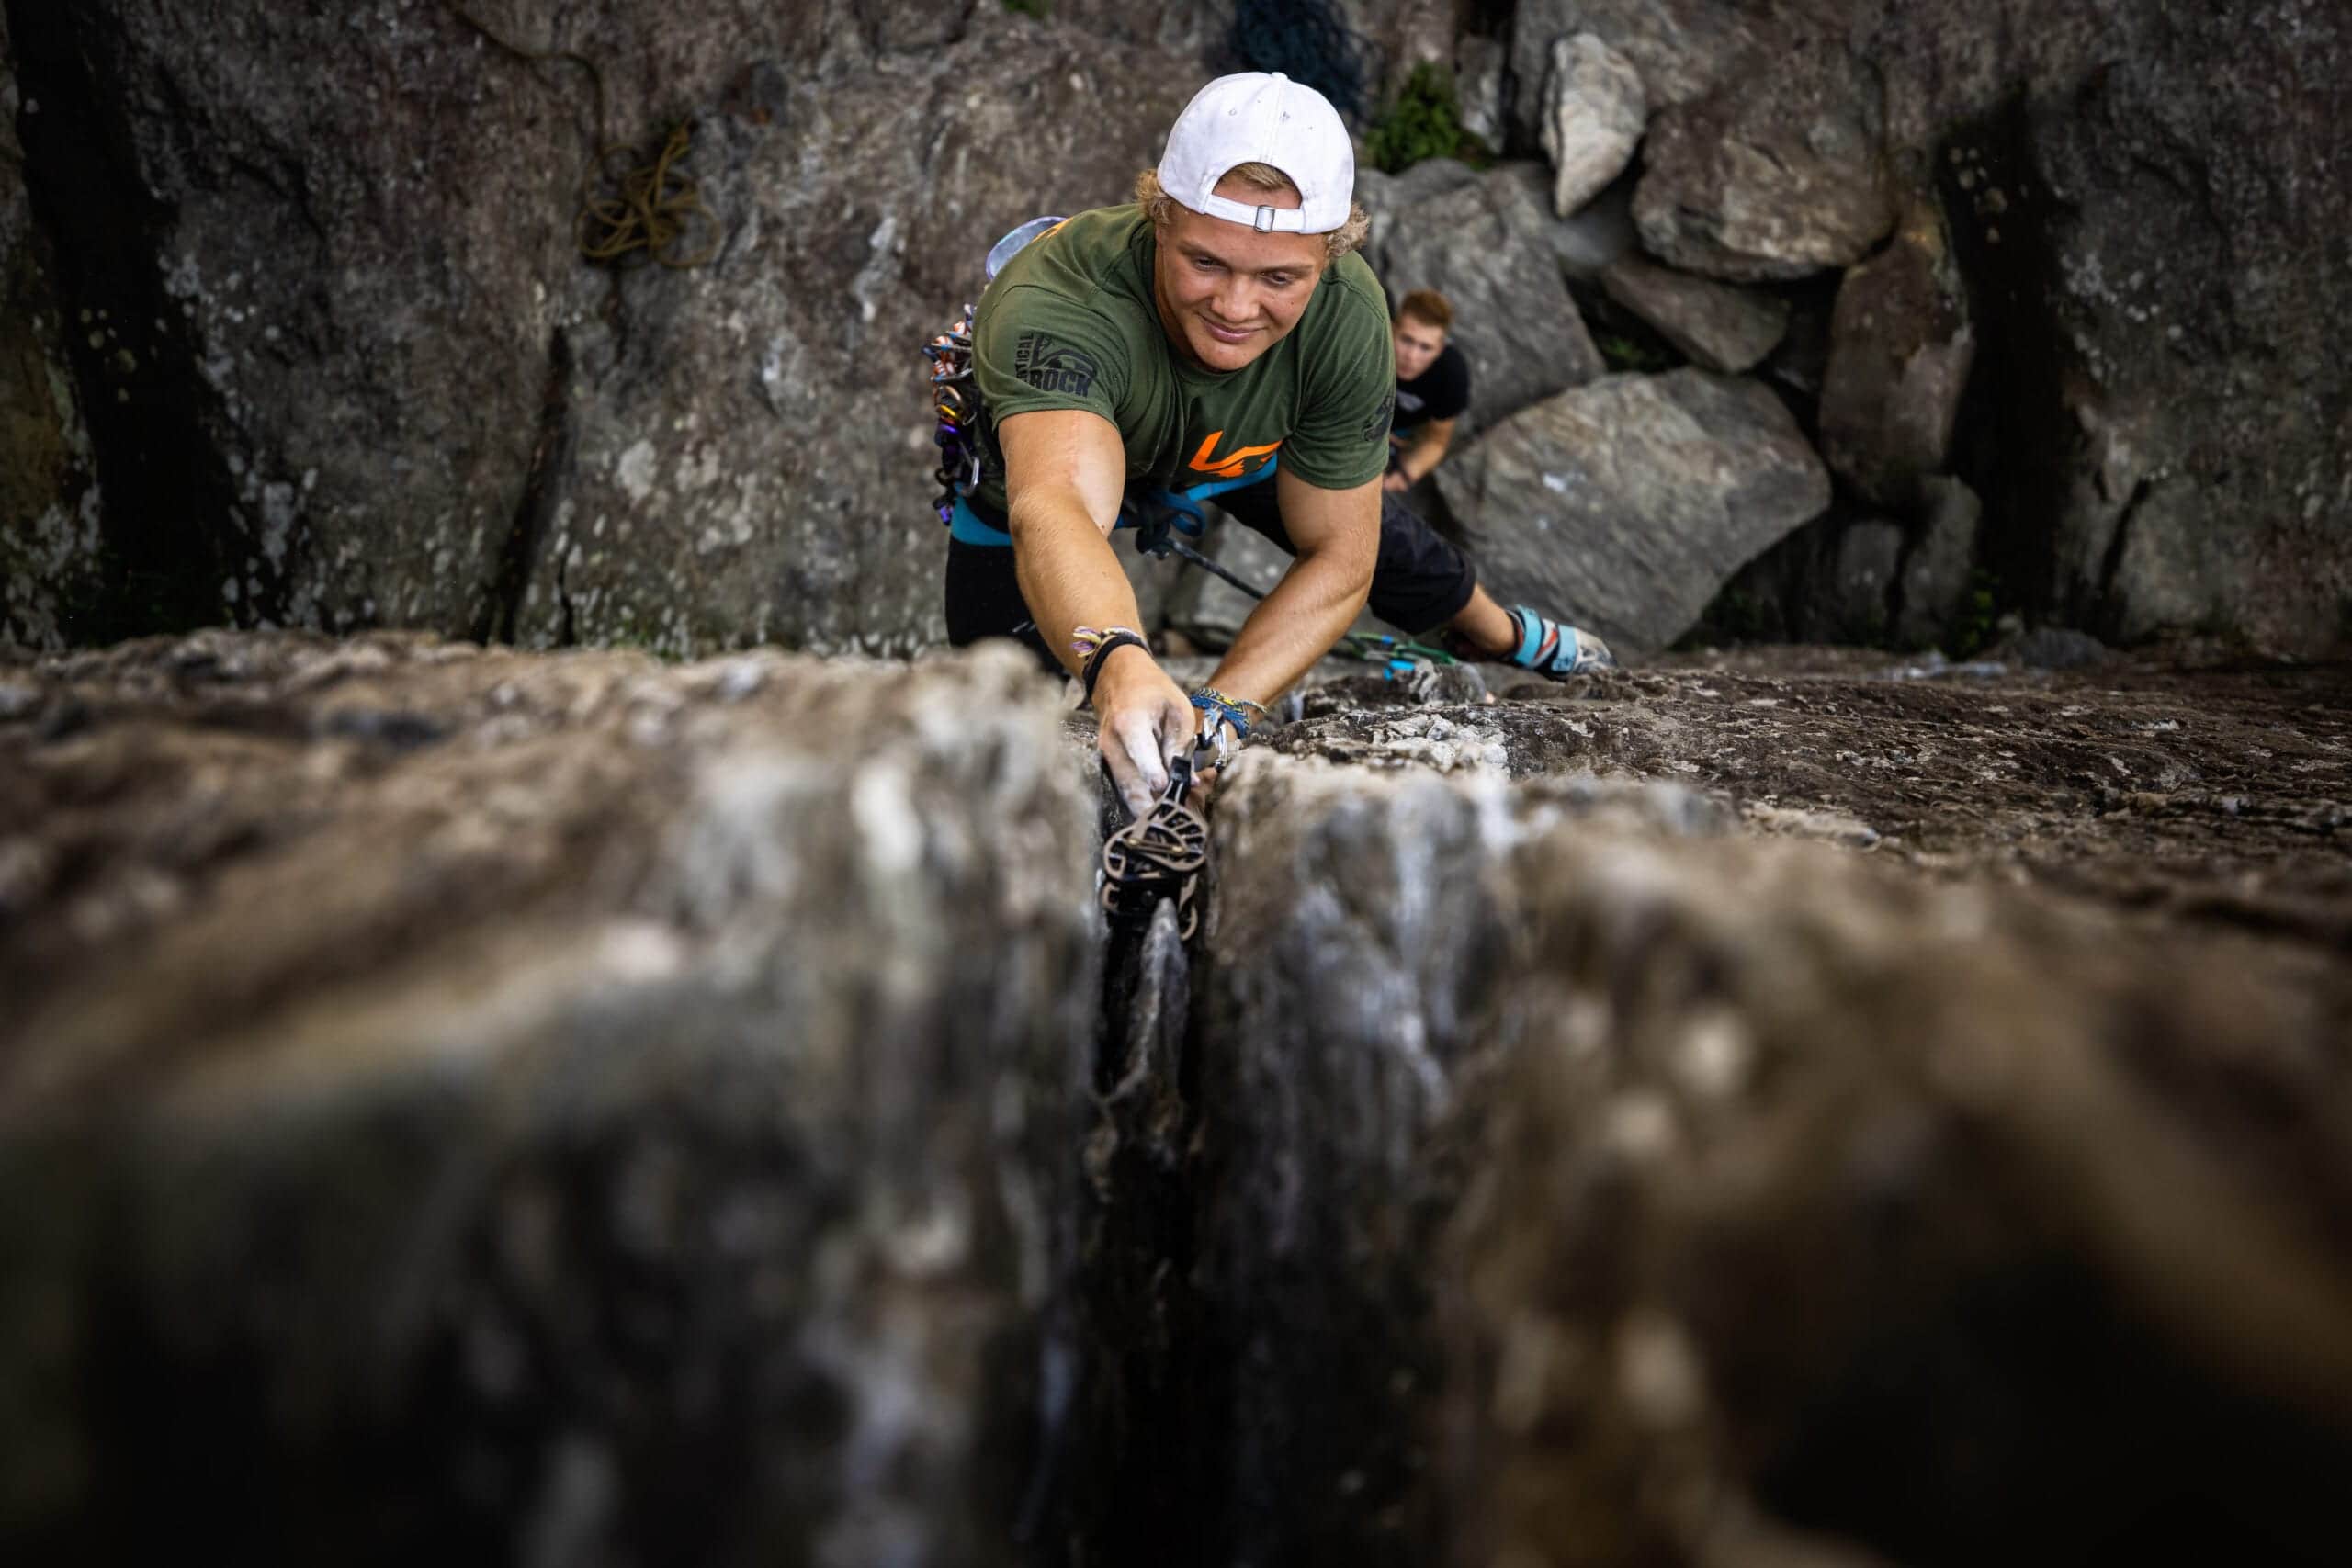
[924,307,981,528]
[1099,752,1211,940]
[922,215,1068,528]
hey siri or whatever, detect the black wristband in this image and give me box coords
[1080,631,1149,707]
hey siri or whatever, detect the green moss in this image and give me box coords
[1592,331,1676,373]
[1001,0,1049,17]
[1363,63,1491,175]
[1945,568,2004,659]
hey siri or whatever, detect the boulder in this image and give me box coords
[1893,475,1982,649]
[1819,196,1974,506]
[1374,164,1607,430]
[0,632,1097,1563]
[1507,0,1763,144]
[1453,33,1509,150]
[1599,254,1790,373]
[1633,51,1897,282]
[1433,368,1833,653]
[1540,34,1647,219]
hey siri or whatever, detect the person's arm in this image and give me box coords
[1382,415,1457,491]
[998,408,1198,819]
[1204,464,1380,711]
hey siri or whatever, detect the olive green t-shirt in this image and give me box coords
[966,205,1396,524]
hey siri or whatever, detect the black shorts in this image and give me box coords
[943,479,1476,660]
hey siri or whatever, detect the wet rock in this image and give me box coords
[1633,51,1897,282]
[1599,254,1790,373]
[1434,369,1833,654]
[1819,196,1974,506]
[0,631,1097,1564]
[1540,34,1646,219]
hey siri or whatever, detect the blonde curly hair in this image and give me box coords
[1134,163,1371,263]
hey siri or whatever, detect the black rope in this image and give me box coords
[1227,0,1372,123]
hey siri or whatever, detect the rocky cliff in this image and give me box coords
[4,632,2348,1563]
[4,0,2346,658]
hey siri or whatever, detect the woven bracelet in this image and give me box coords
[1079,629,1150,706]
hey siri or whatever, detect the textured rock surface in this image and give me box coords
[2,2,1200,655]
[1598,254,1789,374]
[1434,369,1832,653]
[1539,34,1646,218]
[0,6,102,651]
[1893,476,1981,648]
[1633,49,1897,282]
[1819,197,1973,506]
[1184,752,1727,1564]
[0,632,1097,1563]
[1440,820,2352,1568]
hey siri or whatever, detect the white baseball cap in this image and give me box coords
[1156,73,1355,234]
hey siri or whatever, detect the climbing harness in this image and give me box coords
[917,213,1454,687]
[1099,750,1212,940]
[435,0,720,270]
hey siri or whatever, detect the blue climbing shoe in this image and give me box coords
[1504,606,1616,677]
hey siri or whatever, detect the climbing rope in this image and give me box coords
[1163,536,1460,677]
[435,0,720,270]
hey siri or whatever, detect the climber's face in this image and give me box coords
[1394,313,1446,381]
[1152,174,1326,373]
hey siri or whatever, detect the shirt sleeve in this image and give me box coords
[971,281,1128,426]
[1283,267,1396,491]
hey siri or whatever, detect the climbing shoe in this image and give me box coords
[1503,606,1616,677]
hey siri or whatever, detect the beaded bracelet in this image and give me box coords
[1189,689,1259,754]
[1191,686,1270,726]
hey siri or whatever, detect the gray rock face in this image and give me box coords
[1374,164,1606,431]
[0,632,1097,1563]
[1539,34,1647,218]
[1894,475,1982,648]
[1819,197,1974,506]
[1633,49,1898,282]
[1433,369,1833,653]
[0,7,101,652]
[1453,33,1509,149]
[1598,254,1790,373]
[1508,0,1762,143]
[2,2,1199,656]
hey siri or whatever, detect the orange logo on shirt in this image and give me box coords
[1189,431,1283,480]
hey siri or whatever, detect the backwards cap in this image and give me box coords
[1155,73,1354,234]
